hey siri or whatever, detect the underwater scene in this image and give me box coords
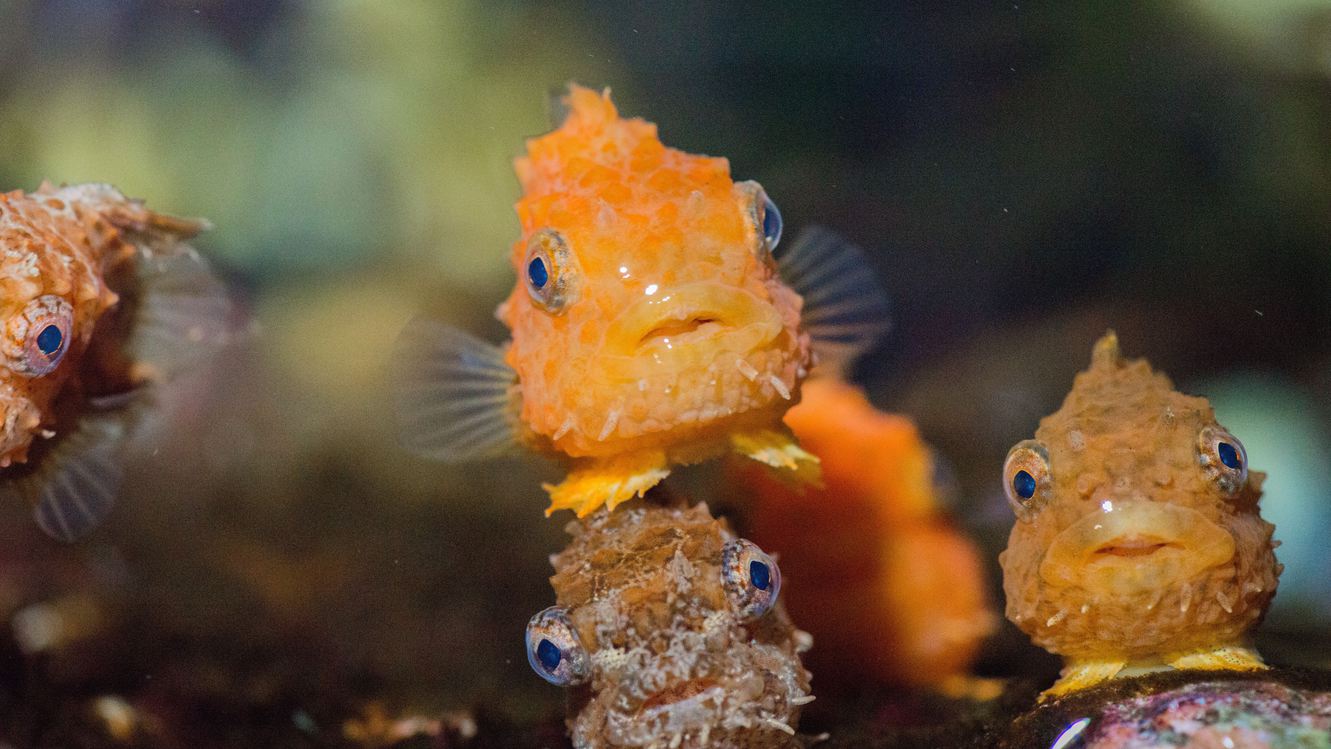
[1,1,1331,747]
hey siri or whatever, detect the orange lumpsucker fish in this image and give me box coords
[999,333,1281,699]
[396,85,889,517]
[0,182,230,541]
[526,496,812,748]
[740,379,996,691]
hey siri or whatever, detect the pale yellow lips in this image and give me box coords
[597,283,782,381]
[1040,500,1235,597]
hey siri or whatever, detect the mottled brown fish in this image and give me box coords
[525,497,813,748]
[1000,333,1280,699]
[0,182,230,541]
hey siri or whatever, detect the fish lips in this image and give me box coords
[1039,500,1235,597]
[597,283,784,380]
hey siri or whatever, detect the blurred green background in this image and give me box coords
[0,0,1329,745]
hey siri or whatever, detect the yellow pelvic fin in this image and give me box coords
[1040,659,1126,701]
[543,451,670,518]
[1166,644,1267,672]
[730,428,822,485]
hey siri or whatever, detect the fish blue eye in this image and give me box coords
[749,560,771,591]
[722,539,781,621]
[1012,470,1037,500]
[1198,428,1248,494]
[525,606,590,687]
[1003,441,1050,517]
[1217,442,1241,470]
[528,256,549,290]
[36,324,63,357]
[11,296,74,378]
[762,194,783,250]
[535,638,562,672]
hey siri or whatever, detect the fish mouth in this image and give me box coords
[1091,537,1179,558]
[1040,501,1235,597]
[598,283,783,379]
[637,316,723,346]
[637,678,722,714]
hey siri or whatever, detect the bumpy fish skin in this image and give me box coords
[0,183,152,465]
[398,85,891,517]
[0,182,227,540]
[504,87,809,459]
[549,500,811,749]
[999,333,1280,696]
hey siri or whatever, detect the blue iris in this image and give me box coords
[1012,470,1037,500]
[35,324,62,358]
[535,638,562,672]
[1217,442,1241,470]
[762,195,783,249]
[528,257,549,290]
[749,560,771,591]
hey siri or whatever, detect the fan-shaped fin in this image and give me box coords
[126,246,234,379]
[776,226,891,375]
[393,318,521,462]
[3,408,132,543]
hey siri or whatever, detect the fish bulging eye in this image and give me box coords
[722,539,782,621]
[738,182,783,260]
[3,295,73,377]
[527,256,549,290]
[36,325,63,357]
[525,606,590,687]
[1003,440,1051,519]
[523,229,579,313]
[1199,426,1248,495]
[761,193,783,251]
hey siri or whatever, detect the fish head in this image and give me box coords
[500,86,810,457]
[532,502,810,747]
[999,332,1279,659]
[0,189,120,465]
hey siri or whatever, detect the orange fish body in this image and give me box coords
[505,87,808,462]
[0,184,144,465]
[0,182,228,541]
[398,86,889,517]
[742,379,996,689]
[999,333,1279,699]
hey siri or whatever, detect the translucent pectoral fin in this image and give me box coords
[731,428,822,485]
[543,451,670,518]
[776,226,891,376]
[393,319,521,462]
[2,407,136,543]
[1166,644,1267,672]
[1040,659,1126,701]
[125,229,234,382]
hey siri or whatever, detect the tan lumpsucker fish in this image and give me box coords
[0,182,230,541]
[395,85,889,518]
[999,333,1280,699]
[525,497,812,748]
